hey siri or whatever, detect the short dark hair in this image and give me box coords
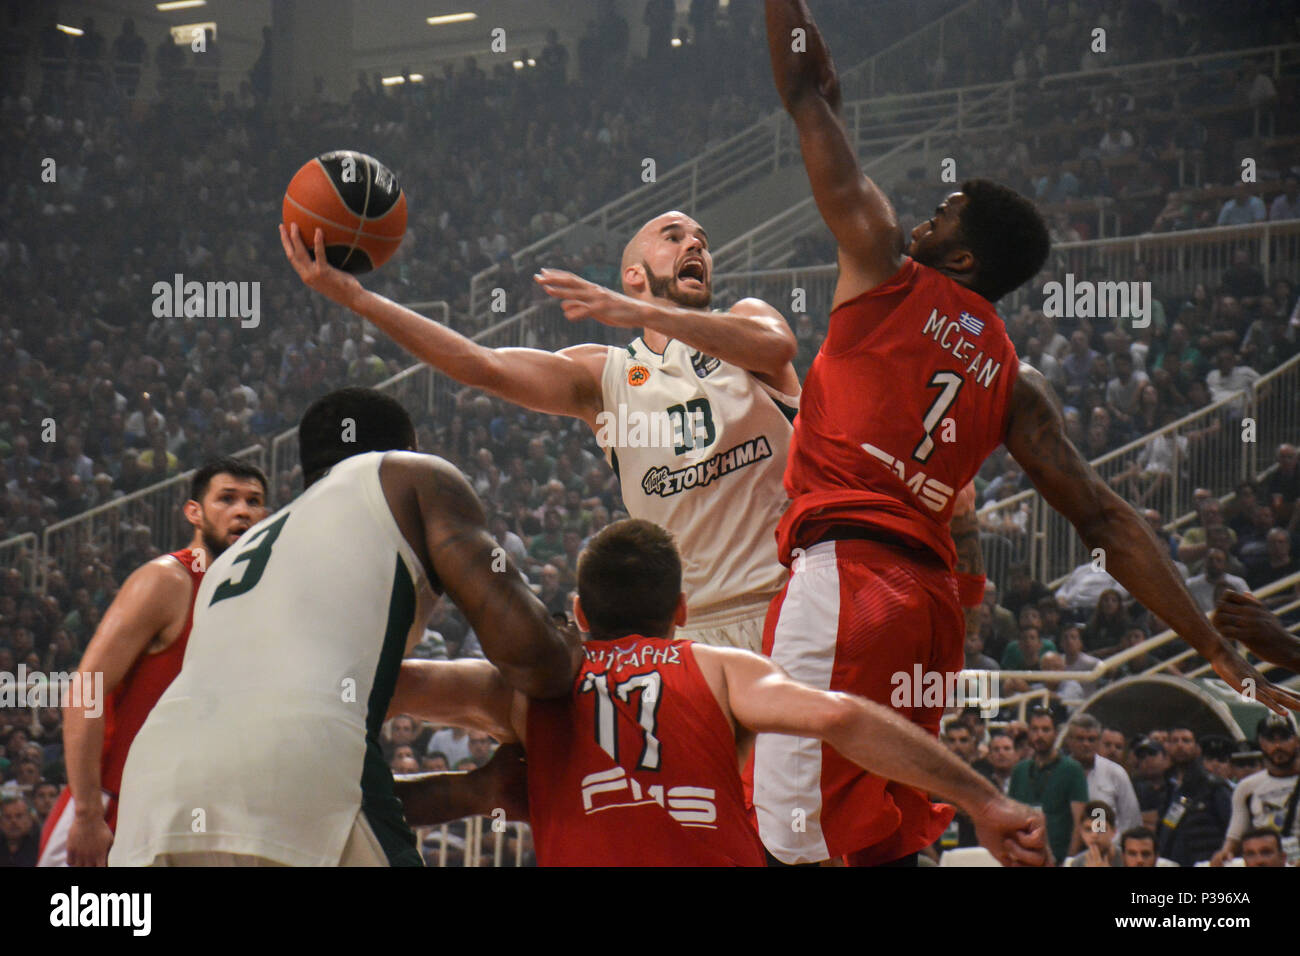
[299,388,416,487]
[1120,827,1156,851]
[1240,828,1282,850]
[1027,705,1056,728]
[1081,800,1116,829]
[576,519,681,640]
[956,178,1051,302]
[191,457,268,503]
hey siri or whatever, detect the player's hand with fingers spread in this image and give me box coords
[1213,590,1300,671]
[1206,641,1300,715]
[534,269,648,329]
[66,812,113,867]
[972,795,1048,867]
[279,222,364,309]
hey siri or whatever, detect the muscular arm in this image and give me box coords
[281,223,606,425]
[1005,365,1300,713]
[534,269,800,392]
[387,661,528,828]
[647,298,799,392]
[401,455,582,699]
[63,559,190,865]
[765,0,904,303]
[700,647,1047,865]
[1213,590,1300,672]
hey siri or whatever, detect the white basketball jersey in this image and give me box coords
[109,452,437,867]
[599,337,796,612]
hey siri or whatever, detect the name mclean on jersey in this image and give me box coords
[640,436,773,498]
[922,308,1003,388]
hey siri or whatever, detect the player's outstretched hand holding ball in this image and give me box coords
[280,222,363,310]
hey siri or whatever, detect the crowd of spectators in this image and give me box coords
[935,706,1298,868]
[3,1,1300,867]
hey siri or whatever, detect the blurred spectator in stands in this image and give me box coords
[1240,829,1288,867]
[1001,625,1052,671]
[1222,250,1267,305]
[1217,192,1267,226]
[1067,714,1142,836]
[1099,727,1128,768]
[1035,167,1080,205]
[1061,330,1098,406]
[1186,547,1250,613]
[1235,501,1279,578]
[1001,562,1051,619]
[1247,527,1300,593]
[1188,525,1247,579]
[1270,176,1300,221]
[964,626,999,671]
[1065,799,1121,867]
[1204,346,1259,418]
[0,795,38,867]
[1152,726,1232,867]
[1008,707,1089,864]
[1104,351,1149,430]
[1060,626,1100,686]
[978,580,1016,662]
[1266,443,1299,526]
[1055,557,1129,615]
[976,728,1017,797]
[1119,827,1166,867]
[1023,336,1065,391]
[1082,588,1131,657]
[1098,118,1135,158]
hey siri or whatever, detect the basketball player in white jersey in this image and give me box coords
[109,388,581,866]
[281,216,799,652]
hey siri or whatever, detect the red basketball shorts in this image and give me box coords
[746,538,964,864]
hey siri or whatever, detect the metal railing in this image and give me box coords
[978,351,1300,587]
[714,221,1300,312]
[711,84,1018,274]
[0,534,38,592]
[464,0,991,327]
[416,819,531,868]
[35,445,266,595]
[710,43,1300,277]
[987,568,1300,688]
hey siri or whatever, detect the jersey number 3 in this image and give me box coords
[912,371,963,463]
[209,512,290,606]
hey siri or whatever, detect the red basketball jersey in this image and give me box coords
[526,636,766,866]
[99,548,202,820]
[778,258,1020,569]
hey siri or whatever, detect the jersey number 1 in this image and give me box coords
[912,371,963,463]
[580,670,663,771]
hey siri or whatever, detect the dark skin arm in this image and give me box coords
[1214,590,1300,672]
[765,0,904,306]
[394,744,529,828]
[380,453,582,699]
[951,482,984,633]
[1005,365,1300,714]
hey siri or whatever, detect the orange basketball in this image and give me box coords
[282,150,407,273]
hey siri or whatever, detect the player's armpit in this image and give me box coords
[417,459,582,699]
[388,660,518,742]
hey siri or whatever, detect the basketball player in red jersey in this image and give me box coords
[38,458,268,866]
[755,0,1299,867]
[389,520,1047,866]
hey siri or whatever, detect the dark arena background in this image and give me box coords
[1,0,1299,932]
